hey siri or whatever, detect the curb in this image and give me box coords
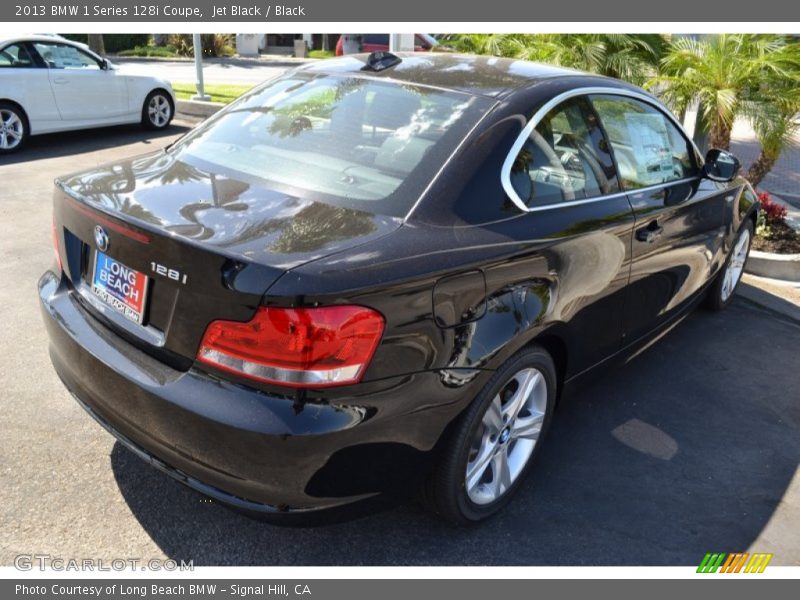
[737,279,800,324]
[745,250,800,282]
[176,99,224,119]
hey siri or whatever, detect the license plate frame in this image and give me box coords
[90,251,149,325]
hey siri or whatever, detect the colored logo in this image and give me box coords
[697,552,773,573]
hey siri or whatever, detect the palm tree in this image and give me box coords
[747,102,800,188]
[440,33,520,58]
[441,34,666,85]
[513,34,665,85]
[651,34,800,152]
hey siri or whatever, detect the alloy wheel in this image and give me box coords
[0,109,24,150]
[720,227,751,302]
[148,95,171,128]
[465,367,547,505]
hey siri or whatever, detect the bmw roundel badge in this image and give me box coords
[94,225,109,252]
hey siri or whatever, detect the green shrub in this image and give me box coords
[167,34,235,57]
[60,34,151,54]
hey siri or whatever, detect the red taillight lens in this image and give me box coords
[52,220,62,271]
[197,306,385,388]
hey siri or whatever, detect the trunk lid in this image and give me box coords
[54,150,401,367]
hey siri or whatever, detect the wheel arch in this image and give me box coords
[473,318,571,403]
[0,98,30,126]
[528,332,568,401]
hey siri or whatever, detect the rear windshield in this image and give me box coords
[169,72,491,218]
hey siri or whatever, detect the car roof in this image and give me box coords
[0,34,89,47]
[300,52,589,98]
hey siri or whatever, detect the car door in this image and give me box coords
[590,94,728,344]
[502,95,636,372]
[30,41,129,122]
[362,34,390,53]
[0,42,60,129]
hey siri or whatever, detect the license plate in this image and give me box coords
[91,251,149,324]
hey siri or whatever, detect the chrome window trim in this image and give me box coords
[500,86,704,213]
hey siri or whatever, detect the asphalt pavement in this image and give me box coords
[1,122,798,566]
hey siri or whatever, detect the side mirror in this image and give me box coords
[100,58,110,70]
[703,148,740,182]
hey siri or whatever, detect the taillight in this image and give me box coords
[197,306,385,388]
[52,220,62,271]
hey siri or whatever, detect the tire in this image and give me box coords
[0,101,28,154]
[141,90,174,130]
[423,345,557,524]
[706,220,754,311]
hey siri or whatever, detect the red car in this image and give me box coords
[335,34,438,55]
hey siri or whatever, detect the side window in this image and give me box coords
[0,44,36,68]
[509,96,621,207]
[590,94,698,190]
[32,43,101,70]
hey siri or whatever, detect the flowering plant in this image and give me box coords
[756,192,787,239]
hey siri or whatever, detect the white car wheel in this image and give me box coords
[142,92,173,130]
[0,104,27,153]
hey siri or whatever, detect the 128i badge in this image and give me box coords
[150,261,188,285]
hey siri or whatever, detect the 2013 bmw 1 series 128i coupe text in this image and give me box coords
[40,52,758,524]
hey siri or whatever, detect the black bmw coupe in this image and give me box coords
[40,52,757,523]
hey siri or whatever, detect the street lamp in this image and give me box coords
[191,33,211,101]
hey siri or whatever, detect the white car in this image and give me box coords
[0,35,175,153]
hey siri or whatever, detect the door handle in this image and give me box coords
[52,77,69,84]
[636,221,664,243]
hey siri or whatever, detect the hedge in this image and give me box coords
[60,34,151,54]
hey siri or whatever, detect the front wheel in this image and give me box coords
[142,90,174,130]
[0,102,28,153]
[706,220,754,311]
[423,345,557,524]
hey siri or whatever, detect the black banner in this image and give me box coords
[4,579,799,600]
[4,0,800,22]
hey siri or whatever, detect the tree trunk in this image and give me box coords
[691,104,710,154]
[708,121,732,151]
[87,34,105,56]
[747,151,777,189]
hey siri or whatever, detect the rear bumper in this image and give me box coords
[39,270,476,514]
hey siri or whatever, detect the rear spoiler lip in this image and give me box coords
[61,193,152,244]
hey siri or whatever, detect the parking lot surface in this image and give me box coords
[1,124,799,566]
